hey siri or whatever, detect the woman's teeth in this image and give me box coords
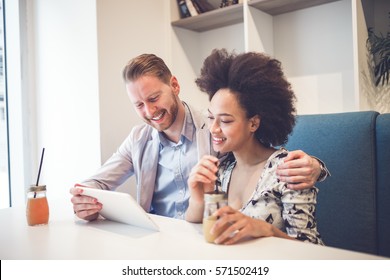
[213,137,226,142]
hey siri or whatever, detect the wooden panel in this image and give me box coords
[248,0,341,15]
[171,3,244,32]
[171,1,341,31]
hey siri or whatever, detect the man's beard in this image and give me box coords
[145,96,179,132]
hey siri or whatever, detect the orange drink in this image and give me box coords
[26,185,49,226]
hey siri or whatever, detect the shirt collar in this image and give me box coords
[182,102,195,142]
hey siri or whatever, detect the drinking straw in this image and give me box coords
[34,148,45,198]
[214,152,220,194]
[214,152,221,212]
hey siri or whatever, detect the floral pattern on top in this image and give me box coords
[219,148,324,245]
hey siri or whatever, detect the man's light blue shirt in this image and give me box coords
[151,105,198,219]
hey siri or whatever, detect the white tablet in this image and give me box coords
[75,185,159,231]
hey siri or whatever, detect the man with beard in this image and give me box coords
[70,53,329,221]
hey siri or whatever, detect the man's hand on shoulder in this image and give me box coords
[276,150,321,190]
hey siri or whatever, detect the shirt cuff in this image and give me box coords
[312,156,331,182]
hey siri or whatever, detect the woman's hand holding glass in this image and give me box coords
[186,155,219,222]
[211,206,275,245]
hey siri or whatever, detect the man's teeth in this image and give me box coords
[152,112,164,121]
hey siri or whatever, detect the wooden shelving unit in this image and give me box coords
[171,0,340,32]
[169,0,361,114]
[248,0,340,16]
[171,3,244,32]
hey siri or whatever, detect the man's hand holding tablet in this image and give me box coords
[70,184,102,221]
[71,184,159,231]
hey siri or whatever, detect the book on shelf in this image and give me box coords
[191,0,203,14]
[177,0,216,19]
[194,0,215,13]
[220,0,240,8]
[185,0,199,16]
[177,0,191,18]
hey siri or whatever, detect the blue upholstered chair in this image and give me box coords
[285,111,379,255]
[376,113,390,258]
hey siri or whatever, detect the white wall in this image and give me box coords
[96,0,169,164]
[274,0,355,114]
[95,0,169,195]
[28,0,101,204]
[27,0,170,203]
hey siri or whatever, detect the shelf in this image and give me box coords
[171,1,341,32]
[248,0,341,15]
[171,3,244,32]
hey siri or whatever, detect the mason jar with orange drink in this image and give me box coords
[26,185,49,226]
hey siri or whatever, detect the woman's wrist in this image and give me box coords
[189,196,204,208]
[185,197,205,223]
[265,223,276,237]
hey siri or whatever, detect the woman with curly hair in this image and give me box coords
[186,49,324,246]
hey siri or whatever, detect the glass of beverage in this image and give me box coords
[26,185,49,226]
[202,191,228,243]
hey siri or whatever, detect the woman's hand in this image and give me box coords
[187,155,219,204]
[186,155,219,222]
[211,206,275,245]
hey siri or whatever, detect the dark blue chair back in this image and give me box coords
[376,113,390,257]
[285,111,379,255]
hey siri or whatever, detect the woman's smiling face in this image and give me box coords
[208,89,259,154]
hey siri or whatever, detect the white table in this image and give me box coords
[0,199,386,260]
